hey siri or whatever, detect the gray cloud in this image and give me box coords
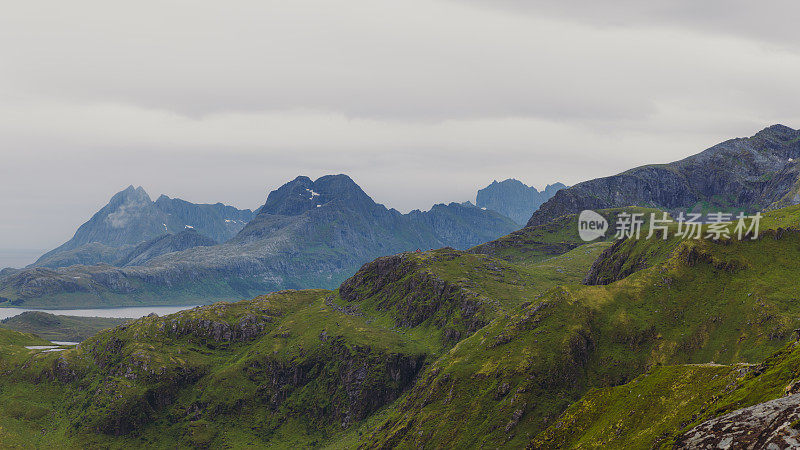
[461,0,800,50]
[0,0,799,260]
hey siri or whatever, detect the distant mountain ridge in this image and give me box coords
[33,186,254,268]
[1,174,518,307]
[476,179,566,225]
[528,124,800,226]
[115,229,218,267]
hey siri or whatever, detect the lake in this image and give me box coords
[0,305,201,321]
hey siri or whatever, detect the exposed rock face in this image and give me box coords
[676,393,800,449]
[3,175,517,307]
[34,185,254,268]
[528,125,800,227]
[582,238,648,286]
[477,179,566,225]
[340,250,491,344]
[246,338,426,428]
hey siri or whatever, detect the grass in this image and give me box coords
[531,364,742,449]
[362,206,800,448]
[532,337,800,449]
[2,205,800,448]
[0,312,130,342]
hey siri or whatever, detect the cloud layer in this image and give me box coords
[2,0,799,256]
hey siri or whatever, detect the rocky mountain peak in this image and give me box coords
[476,178,565,225]
[258,174,373,217]
[312,174,372,205]
[32,186,254,267]
[110,185,152,206]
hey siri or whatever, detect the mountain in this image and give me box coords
[477,179,566,225]
[32,186,254,268]
[407,201,525,249]
[4,204,800,447]
[528,124,800,226]
[115,229,217,267]
[360,206,800,448]
[0,175,518,308]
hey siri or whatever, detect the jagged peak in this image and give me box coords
[490,178,526,188]
[480,178,563,194]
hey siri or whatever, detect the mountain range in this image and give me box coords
[476,179,566,225]
[2,124,800,447]
[0,175,517,307]
[32,186,255,268]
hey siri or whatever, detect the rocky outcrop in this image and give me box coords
[245,338,426,428]
[528,125,800,227]
[676,393,800,449]
[340,250,491,343]
[583,239,649,285]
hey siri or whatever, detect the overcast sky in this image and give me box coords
[2,0,800,259]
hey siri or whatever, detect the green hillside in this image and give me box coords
[1,312,130,342]
[1,206,799,448]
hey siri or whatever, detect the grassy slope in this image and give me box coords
[0,328,64,447]
[363,207,800,448]
[532,338,800,449]
[1,206,798,448]
[530,364,744,449]
[0,312,130,342]
[528,208,800,448]
[0,211,611,448]
[0,290,432,448]
[469,207,661,266]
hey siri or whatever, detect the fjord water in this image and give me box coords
[0,305,199,321]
